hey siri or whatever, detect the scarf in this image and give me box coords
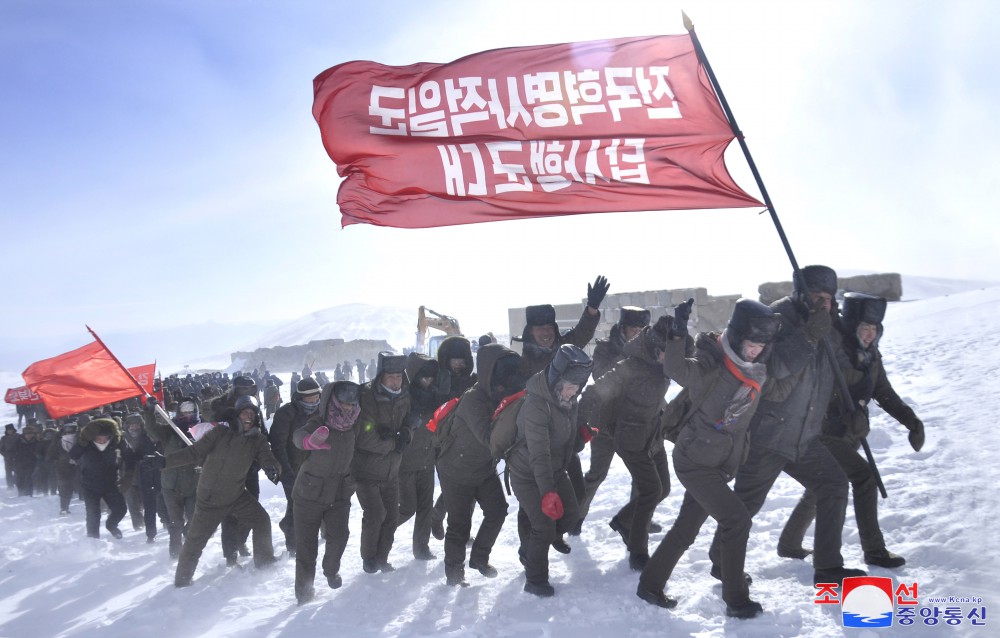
[718,331,769,429]
[325,395,361,432]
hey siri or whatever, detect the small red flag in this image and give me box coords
[128,363,157,396]
[22,341,145,419]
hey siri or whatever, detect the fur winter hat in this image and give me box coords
[377,351,407,376]
[525,304,556,327]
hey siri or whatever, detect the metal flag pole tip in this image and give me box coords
[682,11,694,32]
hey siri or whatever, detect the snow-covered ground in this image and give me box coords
[2,284,998,637]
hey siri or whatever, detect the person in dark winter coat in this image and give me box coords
[48,422,81,515]
[144,396,200,558]
[70,418,128,539]
[210,376,267,565]
[12,424,44,497]
[436,343,524,586]
[34,426,59,496]
[638,299,791,619]
[574,306,651,533]
[120,413,167,543]
[509,345,593,597]
[353,352,411,574]
[579,316,674,571]
[291,381,362,605]
[168,395,281,587]
[269,377,323,556]
[517,277,609,547]
[398,353,448,561]
[706,266,866,587]
[429,336,477,540]
[518,275,609,378]
[1,423,18,488]
[263,378,282,420]
[777,292,925,569]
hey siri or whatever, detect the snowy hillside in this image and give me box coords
[2,284,999,637]
[243,303,417,354]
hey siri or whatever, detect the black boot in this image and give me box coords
[524,581,555,597]
[864,549,906,568]
[814,566,867,585]
[636,584,677,609]
[726,599,764,619]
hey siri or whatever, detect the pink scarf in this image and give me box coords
[325,395,361,432]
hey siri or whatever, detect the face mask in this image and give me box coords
[95,440,110,452]
[62,434,78,444]
[297,399,320,414]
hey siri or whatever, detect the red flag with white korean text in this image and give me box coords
[4,386,43,406]
[313,34,762,228]
[22,341,145,419]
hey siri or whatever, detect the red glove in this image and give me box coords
[303,426,331,450]
[541,491,564,520]
[579,425,599,444]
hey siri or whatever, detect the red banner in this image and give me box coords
[128,363,156,396]
[4,386,43,406]
[313,34,761,228]
[22,341,146,419]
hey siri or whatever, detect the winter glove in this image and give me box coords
[579,424,598,444]
[145,395,158,408]
[541,491,564,521]
[394,427,412,453]
[586,275,610,310]
[672,298,694,338]
[263,463,281,485]
[377,426,395,441]
[303,426,331,451]
[802,300,832,345]
[906,418,925,452]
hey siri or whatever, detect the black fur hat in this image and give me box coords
[795,265,838,297]
[525,304,556,327]
[619,306,652,328]
[377,351,407,376]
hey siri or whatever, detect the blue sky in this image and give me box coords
[2,0,998,371]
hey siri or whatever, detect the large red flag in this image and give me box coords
[22,341,146,419]
[313,34,761,228]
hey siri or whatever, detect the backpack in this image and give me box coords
[660,368,722,444]
[488,390,527,460]
[426,397,460,452]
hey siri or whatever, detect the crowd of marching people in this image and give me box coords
[1,267,926,619]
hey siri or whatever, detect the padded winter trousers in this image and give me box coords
[709,438,849,571]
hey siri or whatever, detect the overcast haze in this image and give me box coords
[2,0,998,372]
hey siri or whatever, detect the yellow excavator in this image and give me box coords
[416,306,462,357]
